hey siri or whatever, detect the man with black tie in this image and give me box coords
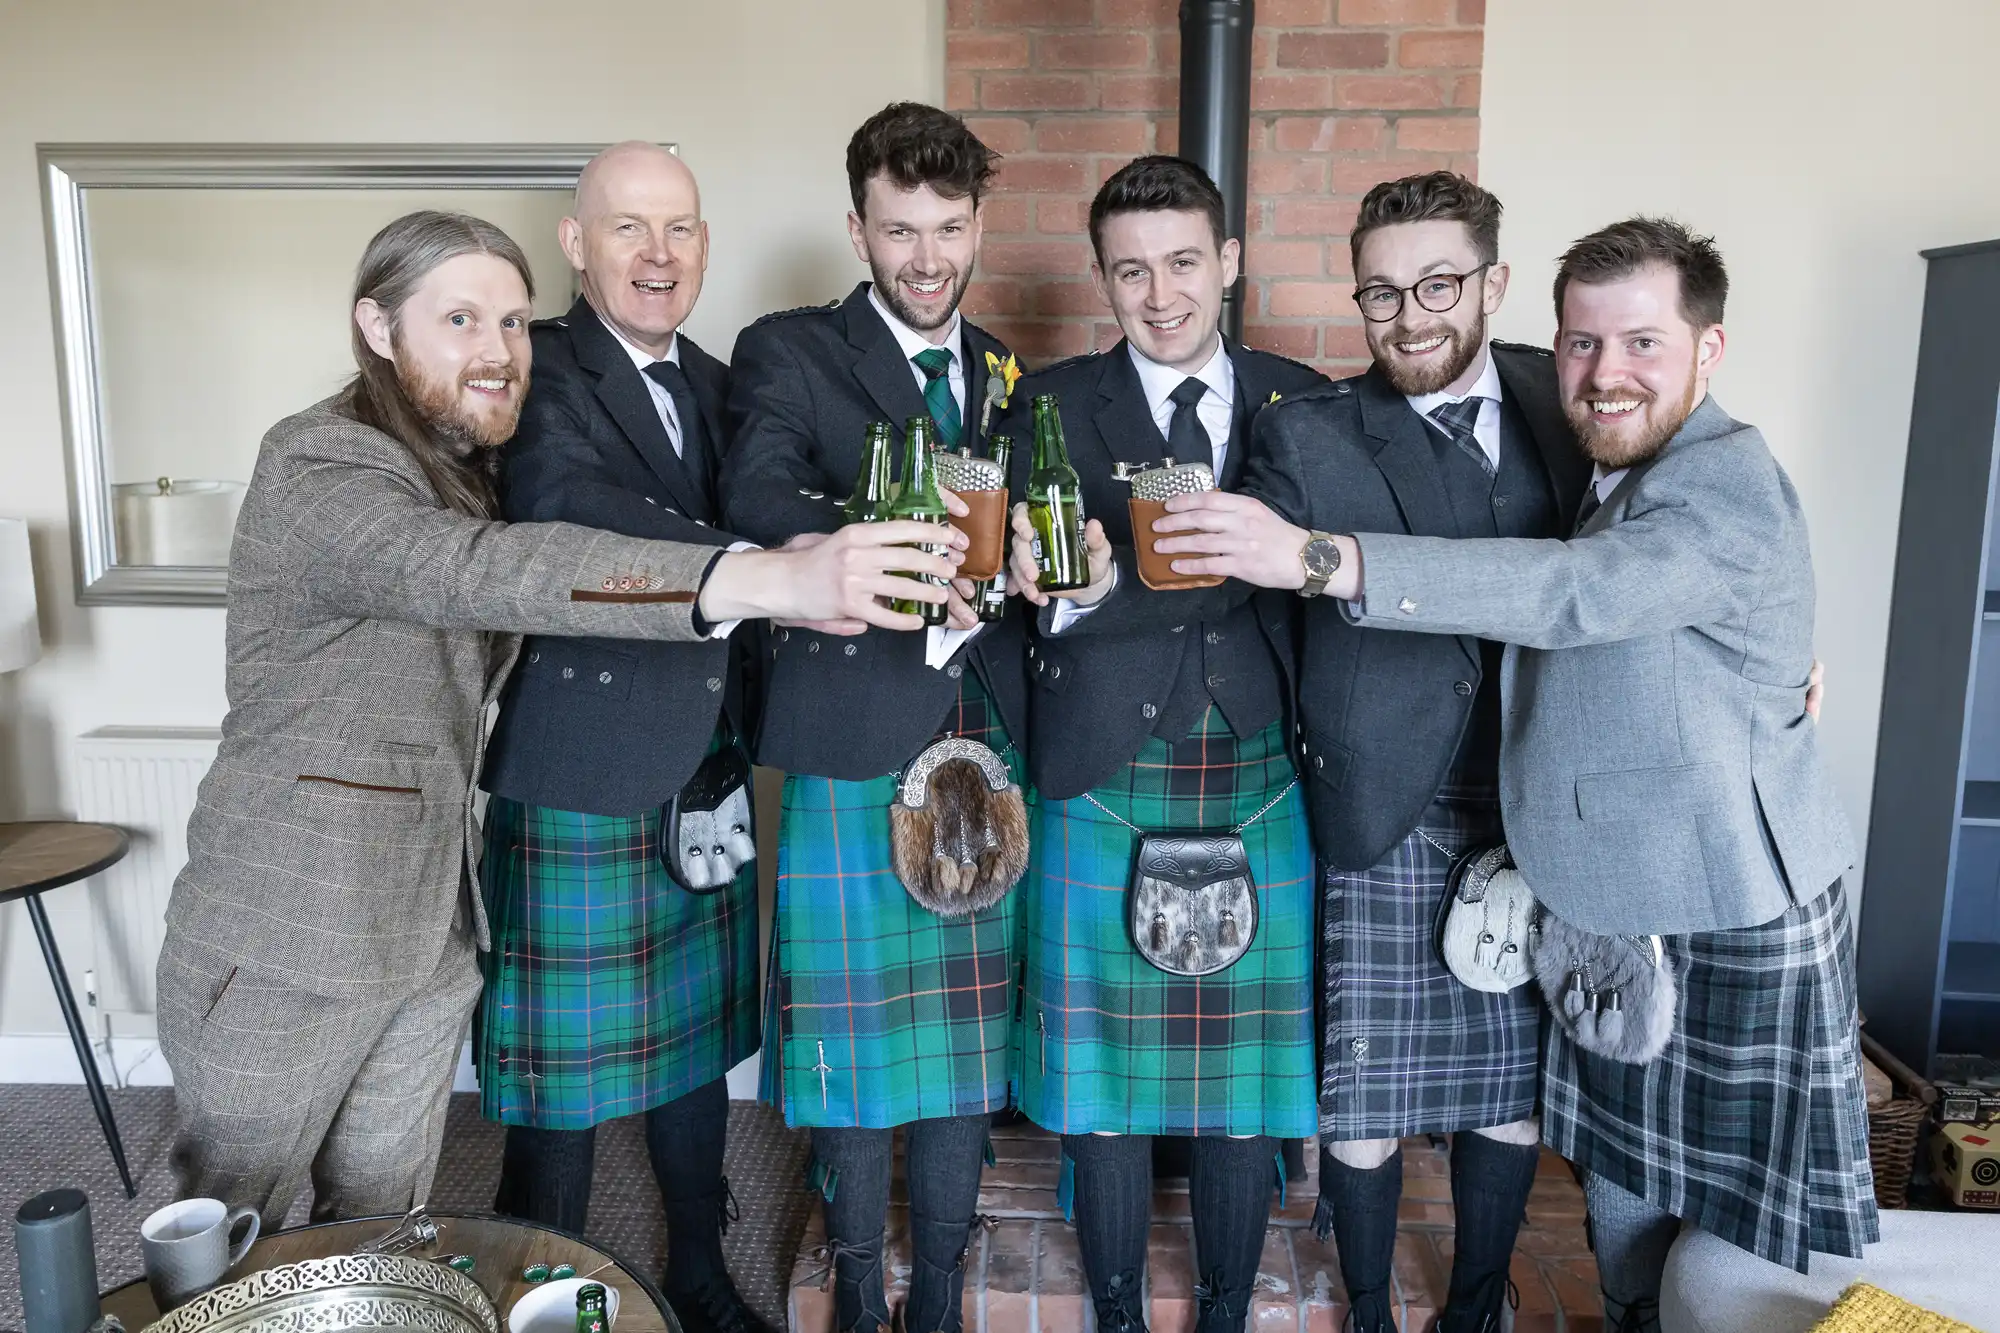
[717,104,1027,1333]
[1003,156,1325,1333]
[1139,173,1591,1333]
[476,142,773,1333]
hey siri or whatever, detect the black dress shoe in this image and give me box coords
[664,1272,781,1333]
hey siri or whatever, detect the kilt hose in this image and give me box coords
[1319,786,1540,1141]
[1544,880,1879,1273]
[475,780,760,1130]
[761,673,1022,1130]
[1018,708,1317,1139]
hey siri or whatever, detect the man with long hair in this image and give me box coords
[156,209,962,1227]
[718,104,1025,1333]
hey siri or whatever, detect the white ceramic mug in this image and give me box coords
[140,1198,260,1310]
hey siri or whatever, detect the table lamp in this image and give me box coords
[0,518,41,674]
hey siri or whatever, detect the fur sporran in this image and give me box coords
[889,737,1029,916]
[1127,833,1259,977]
[661,744,757,894]
[1434,842,1536,993]
[1530,910,1678,1064]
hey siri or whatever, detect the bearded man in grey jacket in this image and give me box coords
[1153,218,1876,1330]
[156,209,963,1228]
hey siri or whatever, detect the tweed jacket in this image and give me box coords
[162,395,723,998]
[1349,395,1853,935]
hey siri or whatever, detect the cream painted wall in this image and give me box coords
[1480,0,2000,909]
[0,0,945,1041]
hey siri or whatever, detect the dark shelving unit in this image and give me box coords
[1859,238,2000,1073]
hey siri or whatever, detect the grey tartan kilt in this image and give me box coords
[1319,793,1541,1141]
[1543,879,1880,1274]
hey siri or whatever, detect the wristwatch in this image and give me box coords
[1298,531,1341,598]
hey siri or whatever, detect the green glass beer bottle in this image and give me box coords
[1027,394,1089,592]
[975,433,1013,623]
[885,416,950,626]
[842,422,895,524]
[574,1283,608,1333]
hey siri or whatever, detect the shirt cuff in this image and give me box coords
[691,541,760,640]
[1048,563,1119,633]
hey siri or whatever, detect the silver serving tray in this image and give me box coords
[142,1254,499,1333]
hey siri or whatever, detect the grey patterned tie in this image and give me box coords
[1428,396,1493,477]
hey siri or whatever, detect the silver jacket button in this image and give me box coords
[1398,597,1418,615]
[599,671,613,685]
[706,677,722,692]
[1141,703,1158,719]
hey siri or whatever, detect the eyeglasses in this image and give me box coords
[1352,263,1492,323]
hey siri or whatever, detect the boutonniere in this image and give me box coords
[1268,391,1283,405]
[980,351,1024,439]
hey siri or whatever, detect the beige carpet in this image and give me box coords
[0,1085,811,1332]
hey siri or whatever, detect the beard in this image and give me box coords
[1370,307,1487,396]
[871,255,972,332]
[1564,362,1700,470]
[395,350,523,452]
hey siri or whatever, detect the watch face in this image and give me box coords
[1302,538,1337,578]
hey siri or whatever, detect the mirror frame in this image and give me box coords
[39,143,620,606]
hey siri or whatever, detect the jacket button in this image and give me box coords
[602,578,616,591]
[1050,665,1061,679]
[779,629,790,643]
[1205,631,1221,644]
[1171,625,1186,634]
[1026,644,1036,658]
[528,651,539,664]
[1314,754,1325,770]
[1454,680,1473,696]
[617,576,633,591]
[1142,703,1158,719]
[706,677,722,692]
[599,671,613,685]
[947,663,963,679]
[561,667,575,680]
[844,643,858,656]
[646,496,659,506]
[1398,597,1418,615]
[1206,674,1224,688]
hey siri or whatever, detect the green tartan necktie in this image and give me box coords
[913,346,962,448]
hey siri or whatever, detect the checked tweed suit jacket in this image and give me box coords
[162,394,725,998]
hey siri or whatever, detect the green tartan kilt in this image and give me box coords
[476,787,760,1130]
[1017,709,1317,1138]
[760,676,1022,1130]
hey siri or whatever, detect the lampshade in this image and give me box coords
[0,518,43,673]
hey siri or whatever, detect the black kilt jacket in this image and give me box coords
[716,283,1029,780]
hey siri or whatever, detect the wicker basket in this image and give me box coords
[1860,1030,1935,1210]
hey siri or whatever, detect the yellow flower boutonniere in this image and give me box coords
[1268,391,1283,405]
[986,351,1024,407]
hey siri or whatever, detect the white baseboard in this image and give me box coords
[1,1036,761,1101]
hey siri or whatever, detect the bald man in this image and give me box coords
[477,142,777,1333]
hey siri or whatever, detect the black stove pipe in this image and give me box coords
[1178,0,1255,342]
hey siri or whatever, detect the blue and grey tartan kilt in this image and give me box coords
[1544,879,1879,1273]
[1318,790,1541,1141]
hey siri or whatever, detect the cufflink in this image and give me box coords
[1397,597,1418,615]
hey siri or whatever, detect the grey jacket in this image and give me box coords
[162,395,721,996]
[1352,396,1853,935]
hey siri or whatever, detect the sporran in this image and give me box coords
[660,743,756,894]
[889,736,1029,916]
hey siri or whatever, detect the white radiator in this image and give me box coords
[71,726,219,1016]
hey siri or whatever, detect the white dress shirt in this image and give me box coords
[864,285,978,668]
[1405,341,1503,470]
[604,322,689,456]
[1050,340,1239,633]
[1127,338,1238,475]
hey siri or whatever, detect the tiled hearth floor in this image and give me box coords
[788,1121,1605,1332]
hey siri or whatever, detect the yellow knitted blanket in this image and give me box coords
[1810,1282,1987,1333]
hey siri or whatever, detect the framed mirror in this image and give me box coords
[39,143,632,605]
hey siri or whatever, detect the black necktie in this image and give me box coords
[1166,377,1211,464]
[1573,484,1604,536]
[1428,396,1493,477]
[642,359,715,514]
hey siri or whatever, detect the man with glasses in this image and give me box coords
[1144,171,1590,1333]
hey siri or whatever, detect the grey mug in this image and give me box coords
[139,1198,259,1311]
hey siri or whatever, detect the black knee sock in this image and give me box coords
[645,1078,733,1292]
[1061,1133,1152,1330]
[495,1123,598,1234]
[1444,1131,1541,1322]
[902,1114,991,1333]
[1313,1146,1401,1330]
[810,1125,894,1332]
[1187,1135,1277,1333]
